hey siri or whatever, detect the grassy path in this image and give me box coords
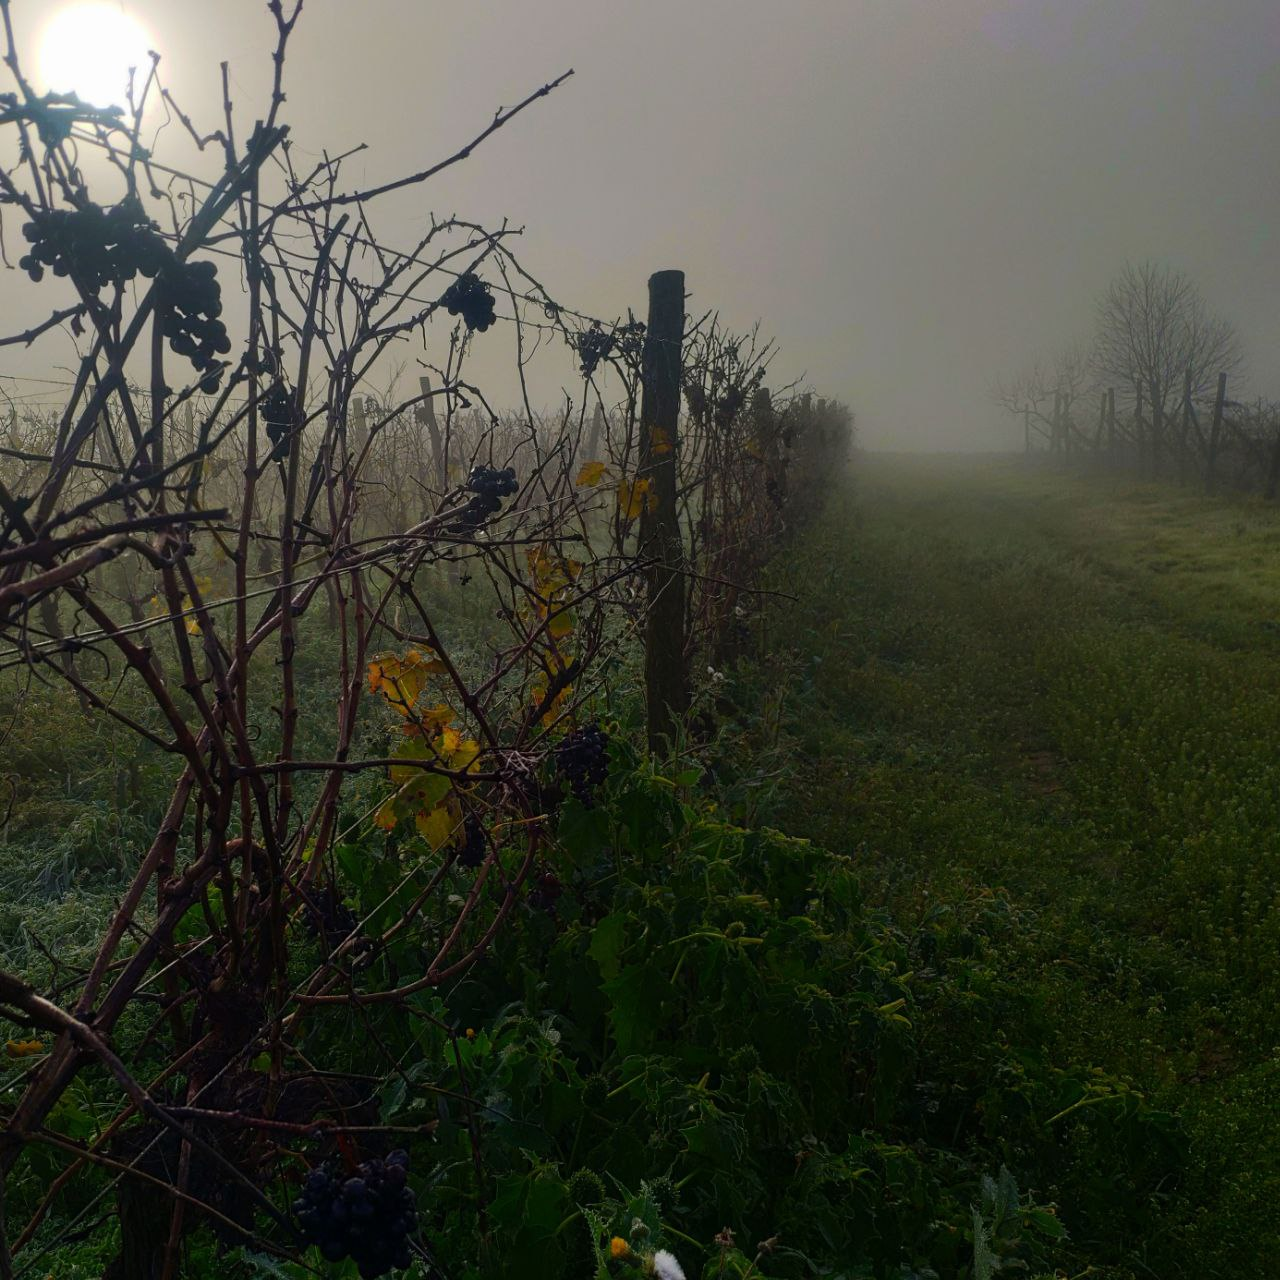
[756,454,1280,1276]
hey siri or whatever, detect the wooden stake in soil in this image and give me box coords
[1207,371,1227,494]
[415,375,447,491]
[639,269,687,752]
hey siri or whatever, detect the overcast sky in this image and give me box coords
[6,0,1280,449]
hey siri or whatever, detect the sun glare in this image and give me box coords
[37,3,153,110]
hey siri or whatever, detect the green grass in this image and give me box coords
[740,453,1280,1277]
[7,455,1280,1277]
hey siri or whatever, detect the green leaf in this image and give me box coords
[588,912,627,982]
[601,964,666,1055]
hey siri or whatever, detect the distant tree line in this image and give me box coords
[995,260,1280,494]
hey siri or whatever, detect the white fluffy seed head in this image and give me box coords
[652,1250,686,1280]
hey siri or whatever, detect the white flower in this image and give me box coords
[652,1250,686,1280]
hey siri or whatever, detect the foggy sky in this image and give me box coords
[6,1,1280,450]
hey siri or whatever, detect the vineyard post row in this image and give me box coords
[1022,369,1280,498]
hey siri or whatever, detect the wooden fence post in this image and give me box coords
[1023,405,1030,455]
[351,395,368,454]
[1179,368,1193,485]
[1107,388,1116,457]
[1207,372,1226,493]
[415,375,447,491]
[639,269,687,753]
[1266,431,1280,501]
[587,402,605,464]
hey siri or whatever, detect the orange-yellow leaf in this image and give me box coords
[650,426,674,457]
[5,1039,44,1059]
[575,459,606,487]
[368,649,446,714]
[402,702,454,739]
[373,798,399,831]
[617,477,657,520]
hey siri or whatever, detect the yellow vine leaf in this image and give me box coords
[575,459,607,487]
[649,426,674,456]
[415,805,455,850]
[617,477,657,519]
[401,702,454,740]
[373,798,399,831]
[544,606,575,640]
[526,546,582,591]
[450,737,482,775]
[368,649,446,714]
[5,1039,44,1059]
[532,681,573,727]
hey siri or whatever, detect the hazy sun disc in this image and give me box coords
[38,3,153,109]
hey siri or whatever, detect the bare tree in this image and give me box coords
[1092,261,1244,474]
[993,341,1095,452]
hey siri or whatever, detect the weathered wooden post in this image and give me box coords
[586,402,606,463]
[1179,368,1193,485]
[1023,405,1031,455]
[414,375,447,491]
[1266,429,1280,501]
[1206,372,1226,493]
[639,269,687,752]
[351,394,369,454]
[1107,388,1117,459]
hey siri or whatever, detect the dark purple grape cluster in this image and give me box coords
[19,200,229,390]
[459,464,518,527]
[293,1150,417,1278]
[261,381,295,455]
[18,198,164,288]
[574,320,646,378]
[574,324,614,379]
[556,722,609,805]
[528,870,563,913]
[441,272,496,332]
[715,386,746,430]
[458,812,486,868]
[615,320,646,364]
[157,257,230,391]
[304,884,359,952]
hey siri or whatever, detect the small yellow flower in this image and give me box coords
[465,1028,476,1041]
[610,1236,630,1260]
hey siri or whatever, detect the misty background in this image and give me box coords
[5,0,1279,450]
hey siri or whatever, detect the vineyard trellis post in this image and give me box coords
[639,268,687,751]
[414,375,447,491]
[1207,371,1227,493]
[1179,367,1193,485]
